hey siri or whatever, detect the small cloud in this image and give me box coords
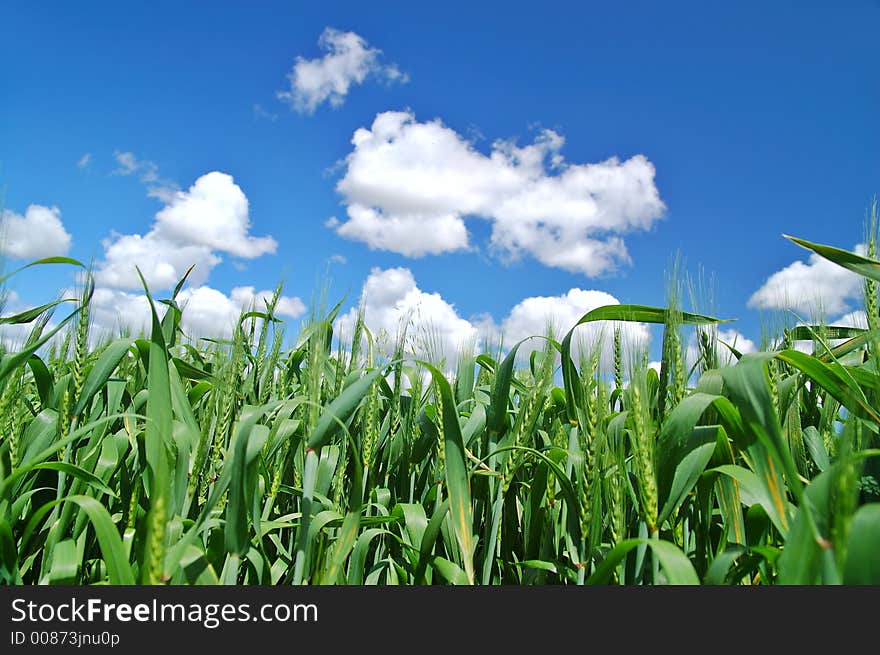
[77,153,92,170]
[95,171,277,291]
[748,244,865,317]
[0,205,72,259]
[381,63,409,84]
[253,103,279,122]
[277,27,408,114]
[465,124,486,143]
[113,151,143,176]
[324,216,340,228]
[112,150,180,202]
[329,254,347,264]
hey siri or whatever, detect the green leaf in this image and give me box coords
[307,368,383,450]
[171,357,212,381]
[420,361,476,585]
[64,495,134,584]
[802,426,829,472]
[0,256,85,286]
[776,349,880,423]
[0,298,75,325]
[136,267,172,584]
[588,538,699,585]
[319,511,361,585]
[48,538,80,584]
[72,339,134,417]
[710,464,793,537]
[26,355,53,409]
[785,234,880,284]
[136,270,171,495]
[225,416,271,555]
[0,519,18,583]
[487,340,525,437]
[788,325,866,341]
[415,499,449,584]
[30,462,117,498]
[0,306,82,385]
[843,504,880,584]
[704,546,745,585]
[572,303,731,326]
[430,556,470,585]
[777,467,836,584]
[721,355,800,533]
[658,437,718,526]
[656,392,726,510]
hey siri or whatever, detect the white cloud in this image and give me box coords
[95,172,277,291]
[496,288,651,369]
[0,205,72,259]
[337,204,470,256]
[86,284,306,342]
[832,309,868,329]
[95,232,219,290]
[336,267,477,364]
[333,110,665,275]
[748,245,865,317]
[227,286,306,319]
[336,266,650,371]
[329,254,347,264]
[252,103,279,122]
[153,172,277,258]
[277,27,408,114]
[88,287,153,337]
[175,286,304,341]
[112,150,179,202]
[77,153,92,169]
[114,150,157,180]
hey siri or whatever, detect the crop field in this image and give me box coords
[1,232,879,586]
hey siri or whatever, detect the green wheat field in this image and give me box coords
[2,226,880,586]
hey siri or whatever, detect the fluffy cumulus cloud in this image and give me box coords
[175,286,305,340]
[278,28,408,114]
[3,169,300,347]
[336,267,478,363]
[748,245,865,317]
[332,111,665,275]
[95,172,277,291]
[96,233,219,290]
[86,285,306,342]
[153,172,276,258]
[495,288,651,368]
[87,288,153,337]
[0,205,72,259]
[337,266,650,372]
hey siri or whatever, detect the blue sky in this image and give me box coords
[2,0,878,363]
